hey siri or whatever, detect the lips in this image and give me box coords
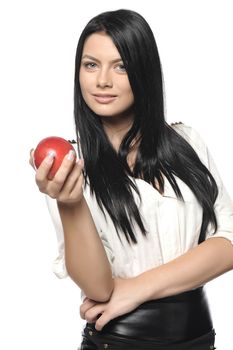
[93,94,117,104]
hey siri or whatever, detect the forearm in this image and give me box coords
[137,237,233,302]
[57,198,113,302]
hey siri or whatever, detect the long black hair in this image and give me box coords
[74,9,218,245]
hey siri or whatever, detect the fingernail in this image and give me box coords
[67,150,75,161]
[45,150,55,164]
[77,159,84,167]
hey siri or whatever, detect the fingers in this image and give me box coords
[32,146,84,204]
[83,304,106,325]
[95,312,113,331]
[63,160,84,195]
[80,298,99,320]
[56,159,84,195]
[35,152,56,192]
[48,157,84,200]
[51,150,76,182]
[29,149,36,169]
[35,151,75,192]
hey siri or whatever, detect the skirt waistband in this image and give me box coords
[87,287,213,344]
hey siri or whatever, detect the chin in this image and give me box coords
[92,106,123,117]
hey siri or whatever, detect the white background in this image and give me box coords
[0,0,233,349]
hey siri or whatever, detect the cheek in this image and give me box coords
[120,81,134,100]
[79,71,93,95]
[124,88,134,105]
[79,73,86,94]
[79,76,94,109]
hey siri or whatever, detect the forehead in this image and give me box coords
[82,32,121,59]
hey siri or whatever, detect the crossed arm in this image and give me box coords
[80,236,233,331]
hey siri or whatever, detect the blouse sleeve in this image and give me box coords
[45,195,68,279]
[175,123,233,244]
[205,146,233,244]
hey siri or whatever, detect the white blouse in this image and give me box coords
[46,123,233,298]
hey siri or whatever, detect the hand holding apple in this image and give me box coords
[31,136,84,205]
[34,136,76,179]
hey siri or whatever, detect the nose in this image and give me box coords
[96,68,113,88]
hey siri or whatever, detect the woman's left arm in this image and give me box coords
[136,236,233,301]
[81,236,233,331]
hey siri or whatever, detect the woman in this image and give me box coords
[30,9,233,349]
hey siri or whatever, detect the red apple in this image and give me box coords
[34,136,76,179]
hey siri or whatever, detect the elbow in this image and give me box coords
[85,280,114,302]
[66,265,114,302]
[102,282,114,301]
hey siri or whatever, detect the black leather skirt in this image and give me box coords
[79,287,216,349]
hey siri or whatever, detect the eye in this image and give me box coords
[82,62,98,70]
[115,63,126,73]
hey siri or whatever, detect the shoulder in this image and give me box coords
[170,121,205,146]
[170,121,197,139]
[170,121,209,164]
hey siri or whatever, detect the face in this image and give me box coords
[79,32,134,121]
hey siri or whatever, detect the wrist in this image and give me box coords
[135,268,167,302]
[57,195,85,211]
[133,274,154,304]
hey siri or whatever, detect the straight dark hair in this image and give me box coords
[74,9,218,244]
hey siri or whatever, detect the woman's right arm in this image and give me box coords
[57,198,113,302]
[30,150,113,302]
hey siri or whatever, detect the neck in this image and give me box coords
[101,114,134,151]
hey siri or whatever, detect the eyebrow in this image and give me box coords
[81,54,123,63]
